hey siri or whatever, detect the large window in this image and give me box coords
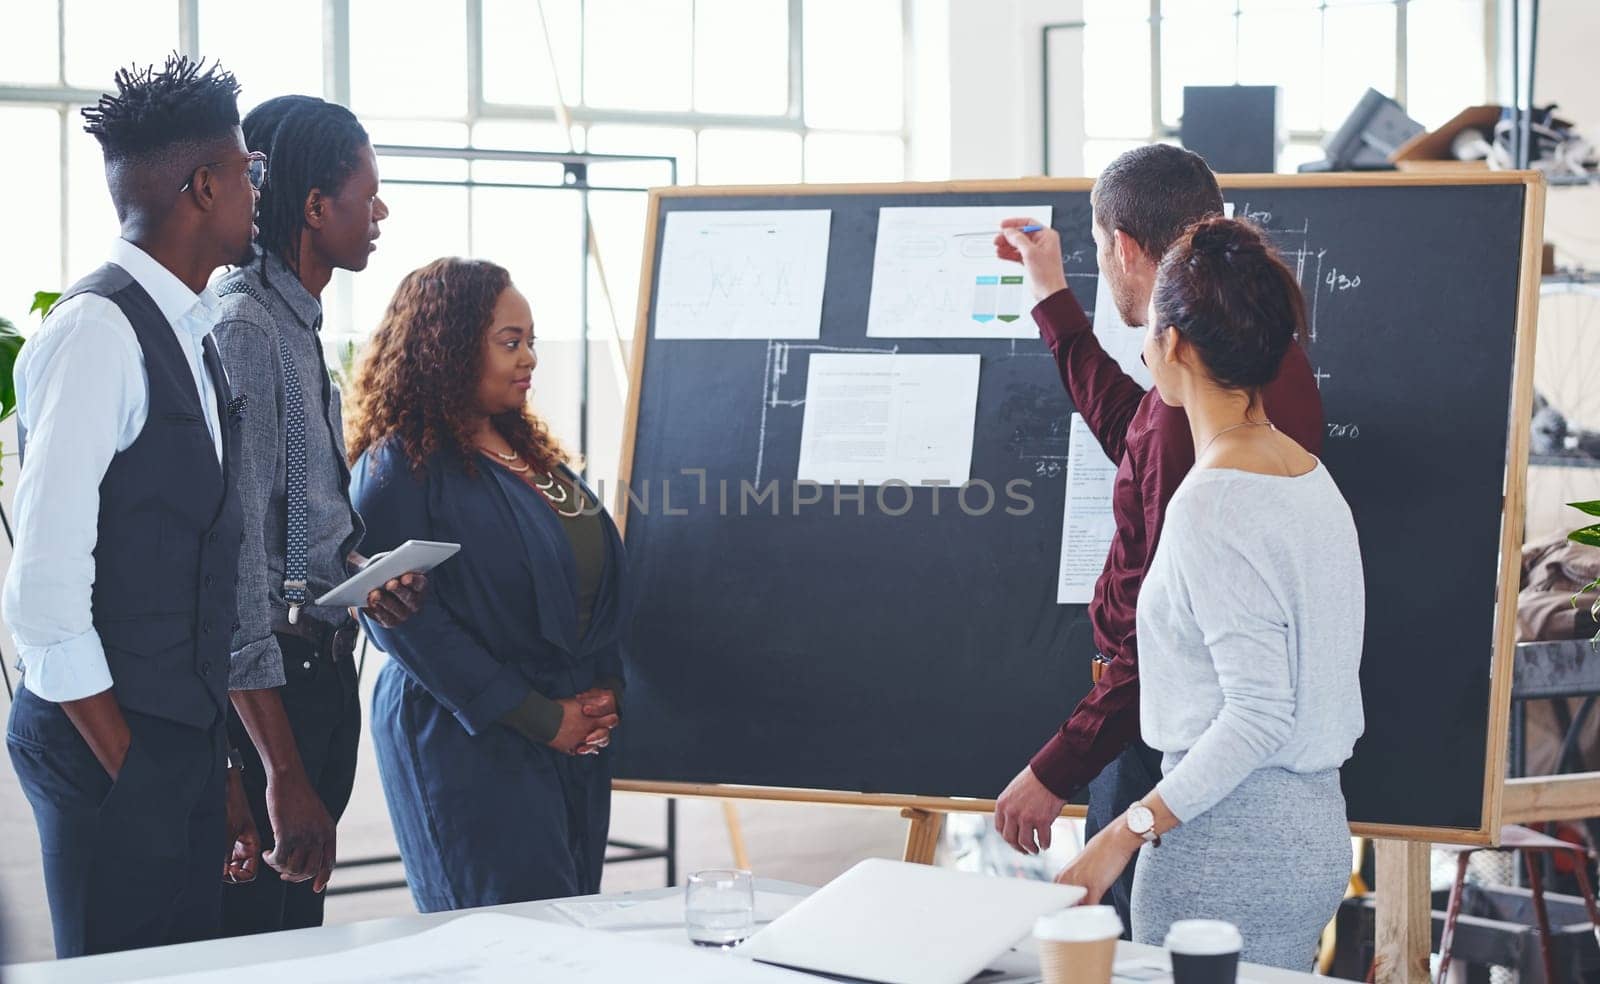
[1080,0,1494,175]
[0,0,910,473]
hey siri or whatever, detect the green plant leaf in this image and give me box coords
[29,291,61,317]
[0,314,24,424]
[1571,500,1600,518]
[1571,524,1600,547]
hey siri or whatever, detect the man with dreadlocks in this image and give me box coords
[3,55,260,957]
[211,94,425,936]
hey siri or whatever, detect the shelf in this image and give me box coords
[1530,453,1600,470]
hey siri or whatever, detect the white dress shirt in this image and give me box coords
[2,239,223,702]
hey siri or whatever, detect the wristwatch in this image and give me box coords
[1126,802,1161,847]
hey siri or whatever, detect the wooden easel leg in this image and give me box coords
[900,808,945,865]
[1373,840,1433,984]
[721,800,751,871]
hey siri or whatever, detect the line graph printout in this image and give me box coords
[866,205,1054,339]
[655,209,832,340]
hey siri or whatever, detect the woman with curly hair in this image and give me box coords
[346,257,627,911]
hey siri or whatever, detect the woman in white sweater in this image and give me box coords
[1055,217,1365,970]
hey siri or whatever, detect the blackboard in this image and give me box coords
[613,175,1541,842]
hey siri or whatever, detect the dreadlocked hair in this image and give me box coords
[81,53,240,161]
[243,95,370,269]
[346,257,569,479]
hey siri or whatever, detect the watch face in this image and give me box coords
[1127,805,1155,834]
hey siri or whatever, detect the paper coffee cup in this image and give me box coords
[1035,906,1123,984]
[1165,920,1243,984]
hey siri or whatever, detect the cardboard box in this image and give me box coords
[1391,105,1502,172]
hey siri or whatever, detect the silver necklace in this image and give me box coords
[481,446,531,473]
[1199,419,1275,458]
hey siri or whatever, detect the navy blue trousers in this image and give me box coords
[370,661,612,913]
[1084,736,1166,940]
[7,687,226,957]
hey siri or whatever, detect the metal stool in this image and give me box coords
[1436,825,1600,984]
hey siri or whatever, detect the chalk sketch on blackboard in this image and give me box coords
[756,340,901,484]
[866,205,1054,339]
[655,209,832,340]
[796,353,981,486]
[1058,413,1118,604]
[999,380,1074,480]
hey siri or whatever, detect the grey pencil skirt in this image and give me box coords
[1130,767,1350,972]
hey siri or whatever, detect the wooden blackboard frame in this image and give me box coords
[612,171,1545,853]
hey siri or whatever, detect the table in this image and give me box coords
[4,878,1322,984]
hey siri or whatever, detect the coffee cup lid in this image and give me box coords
[1034,906,1124,942]
[1164,920,1243,955]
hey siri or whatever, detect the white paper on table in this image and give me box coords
[548,890,801,930]
[796,353,980,487]
[866,205,1054,339]
[1091,272,1153,389]
[655,209,831,340]
[124,913,815,984]
[1058,413,1118,605]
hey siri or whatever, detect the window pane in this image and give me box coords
[804,132,905,183]
[65,0,179,89]
[1,0,60,84]
[694,0,788,114]
[585,190,650,481]
[472,120,574,151]
[482,0,582,106]
[198,0,323,113]
[1085,0,1146,19]
[473,188,583,339]
[0,109,64,307]
[1084,139,1148,178]
[1279,140,1325,173]
[66,116,117,281]
[350,0,467,118]
[1321,3,1397,131]
[1160,12,1238,129]
[1406,0,1488,130]
[803,0,902,130]
[584,0,692,111]
[586,125,695,185]
[1236,5,1320,133]
[586,192,647,340]
[366,120,470,147]
[348,185,470,339]
[470,121,576,185]
[697,129,801,184]
[1083,18,1150,139]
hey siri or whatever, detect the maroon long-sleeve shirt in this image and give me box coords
[1026,287,1326,799]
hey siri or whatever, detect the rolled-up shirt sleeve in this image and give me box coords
[2,295,145,702]
[214,310,288,690]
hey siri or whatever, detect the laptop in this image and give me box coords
[737,858,1087,984]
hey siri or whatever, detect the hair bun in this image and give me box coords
[1186,217,1267,264]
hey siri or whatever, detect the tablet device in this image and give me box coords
[315,540,460,608]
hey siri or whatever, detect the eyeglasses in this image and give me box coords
[180,151,268,193]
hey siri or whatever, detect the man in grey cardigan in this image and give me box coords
[214,95,424,935]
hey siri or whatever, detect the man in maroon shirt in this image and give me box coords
[991,145,1325,930]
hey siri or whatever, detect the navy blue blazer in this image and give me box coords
[351,438,628,736]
